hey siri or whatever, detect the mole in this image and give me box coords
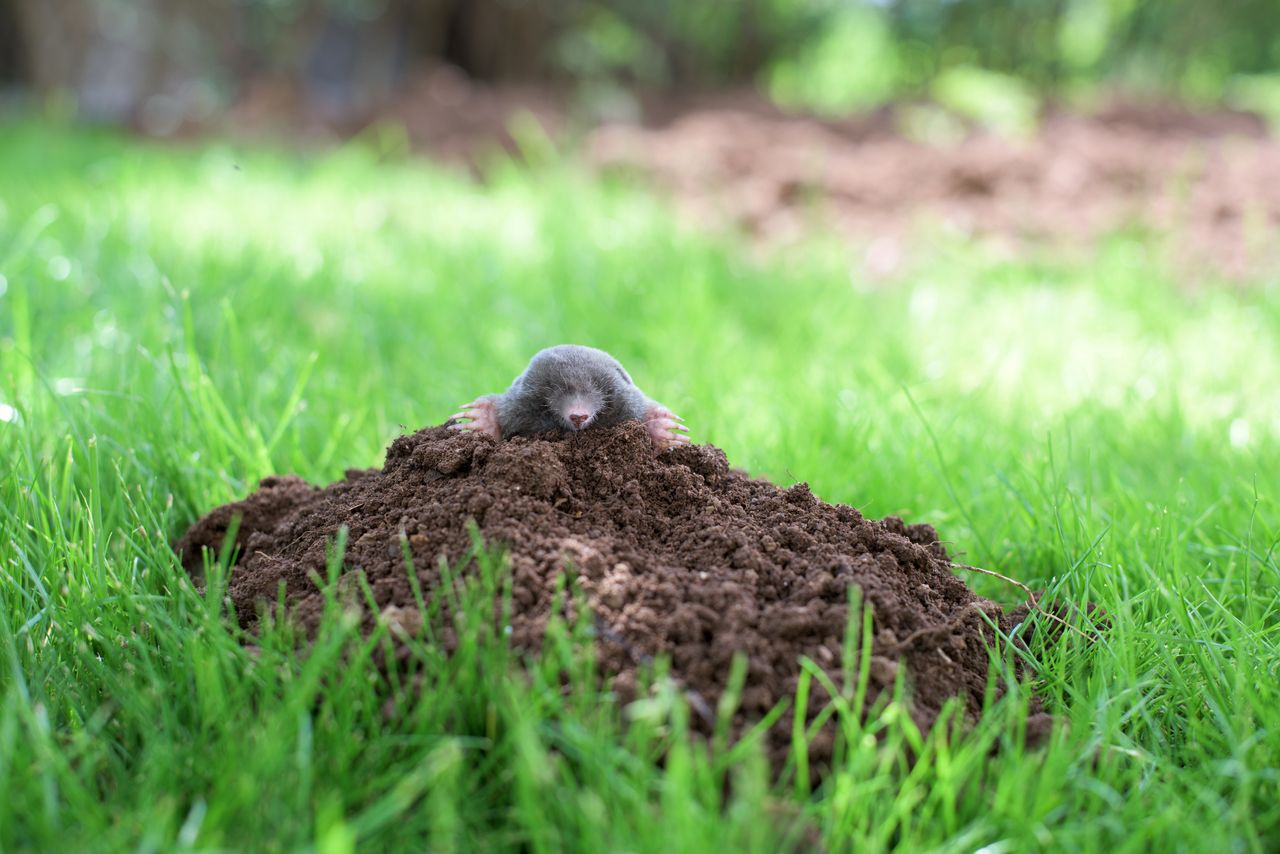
[449,345,690,450]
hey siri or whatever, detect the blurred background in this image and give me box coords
[5,0,1280,282]
[6,0,1280,130]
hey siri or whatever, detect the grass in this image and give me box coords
[1,119,1278,851]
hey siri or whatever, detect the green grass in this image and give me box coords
[1,120,1278,851]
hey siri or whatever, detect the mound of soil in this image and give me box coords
[177,422,1051,771]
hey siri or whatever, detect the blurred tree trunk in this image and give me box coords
[11,0,95,97]
[12,0,238,123]
[0,0,24,84]
[6,0,557,125]
[440,0,555,81]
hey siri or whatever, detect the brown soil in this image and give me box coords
[590,96,1280,281]
[177,422,1052,773]
[222,66,566,162]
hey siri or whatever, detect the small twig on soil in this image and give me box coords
[951,561,1035,596]
[950,561,1096,642]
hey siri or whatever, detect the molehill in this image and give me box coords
[176,421,1053,771]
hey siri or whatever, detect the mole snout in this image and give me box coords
[564,394,598,430]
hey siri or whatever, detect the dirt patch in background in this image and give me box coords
[590,96,1280,281]
[177,422,1054,774]
[225,66,566,162]
[223,74,1280,281]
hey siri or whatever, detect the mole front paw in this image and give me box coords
[449,397,502,440]
[642,405,690,451]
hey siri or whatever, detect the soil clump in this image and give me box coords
[177,422,1051,772]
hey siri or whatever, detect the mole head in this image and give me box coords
[525,345,633,434]
[550,379,605,432]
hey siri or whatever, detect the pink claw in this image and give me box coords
[449,397,502,440]
[643,405,690,451]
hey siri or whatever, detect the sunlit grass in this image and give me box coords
[1,121,1278,850]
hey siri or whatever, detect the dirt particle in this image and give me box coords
[379,604,424,637]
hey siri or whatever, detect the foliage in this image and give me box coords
[577,0,1280,108]
[1228,73,1280,131]
[765,5,900,116]
[930,66,1040,136]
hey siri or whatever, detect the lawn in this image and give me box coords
[1,121,1277,851]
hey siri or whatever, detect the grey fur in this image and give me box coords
[488,345,654,437]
